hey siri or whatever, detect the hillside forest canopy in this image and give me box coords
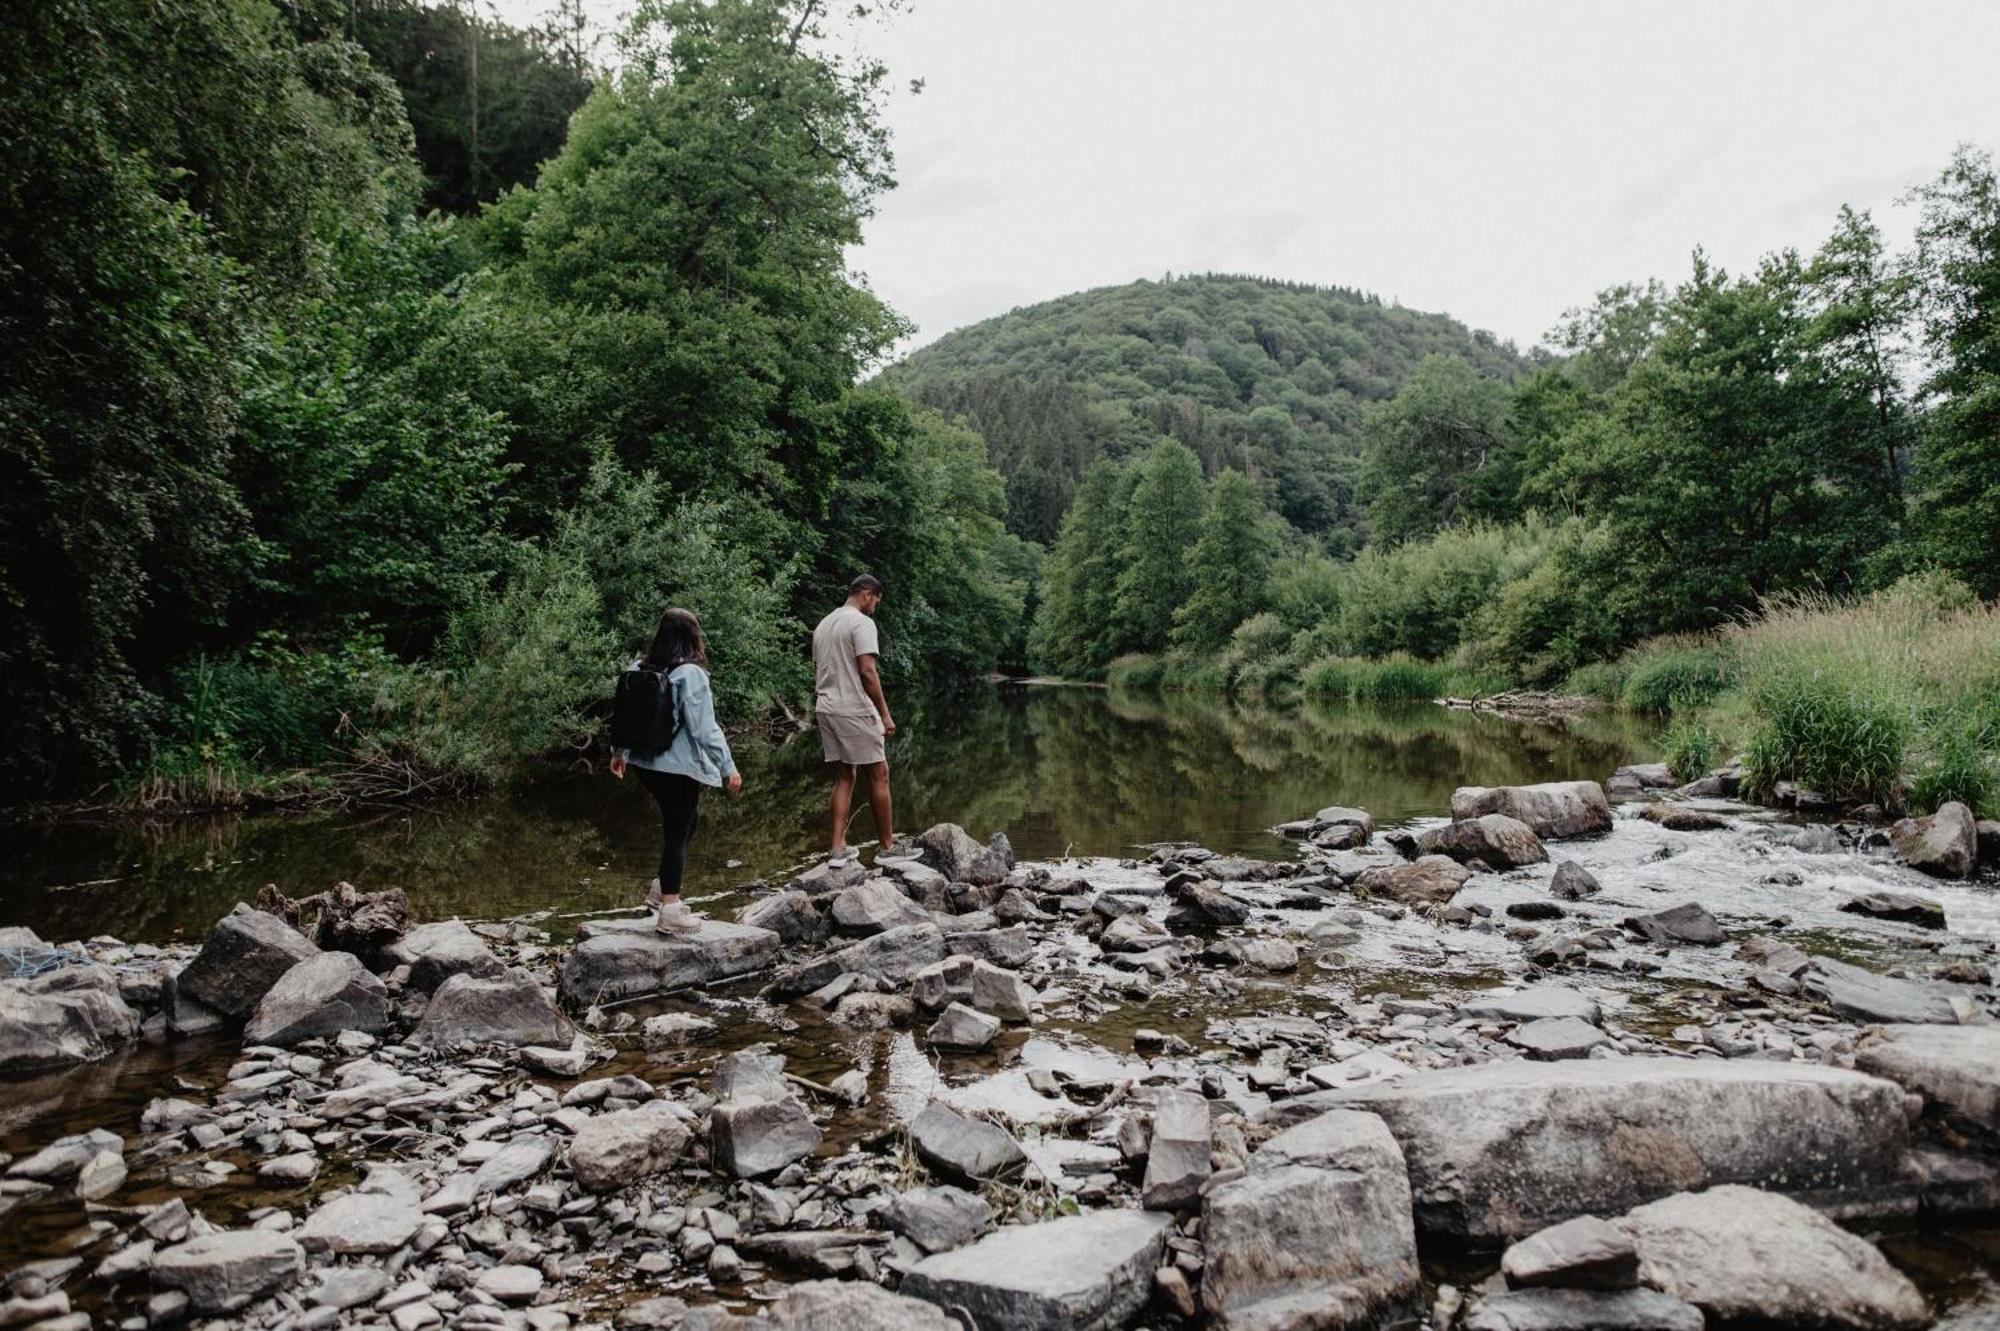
[1,0,1996,809]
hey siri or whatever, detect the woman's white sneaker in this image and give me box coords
[655,900,703,935]
[645,878,664,909]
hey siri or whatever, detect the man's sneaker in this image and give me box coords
[827,846,858,867]
[644,878,663,909]
[876,835,920,862]
[655,900,703,936]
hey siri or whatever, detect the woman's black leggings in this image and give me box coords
[635,769,702,895]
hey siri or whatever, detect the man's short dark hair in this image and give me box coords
[848,574,884,597]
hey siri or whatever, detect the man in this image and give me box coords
[811,574,905,863]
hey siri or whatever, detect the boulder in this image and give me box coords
[1618,1185,1926,1329]
[1265,1058,1912,1242]
[310,882,408,966]
[735,890,829,946]
[175,907,318,1019]
[710,1098,821,1179]
[1452,781,1612,840]
[560,918,780,1006]
[712,1048,791,1102]
[1141,1089,1212,1211]
[911,956,1035,1022]
[927,1002,1001,1052]
[1166,880,1251,928]
[1205,937,1300,972]
[1804,957,1962,1025]
[1891,801,1978,879]
[243,953,388,1047]
[830,878,932,935]
[1636,803,1728,832]
[415,971,574,1049]
[1416,815,1548,869]
[1202,1109,1421,1329]
[1505,1016,1612,1060]
[946,924,1034,968]
[901,1209,1173,1331]
[1314,806,1375,843]
[0,968,139,1074]
[764,1281,958,1330]
[401,921,505,994]
[296,1191,424,1255]
[1355,855,1474,905]
[885,1185,992,1254]
[1464,1289,1702,1331]
[1622,902,1725,946]
[1461,986,1600,1026]
[1979,818,2000,867]
[1549,861,1601,900]
[151,1231,304,1313]
[1098,913,1172,952]
[789,857,867,897]
[1609,763,1676,793]
[1855,1023,2000,1135]
[915,823,1009,886]
[1501,1216,1637,1290]
[570,1103,692,1192]
[909,1102,1026,1182]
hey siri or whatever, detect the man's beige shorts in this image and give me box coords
[819,711,886,765]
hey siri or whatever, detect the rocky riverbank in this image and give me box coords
[3,777,2000,1330]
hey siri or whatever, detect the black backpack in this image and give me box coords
[610,662,681,755]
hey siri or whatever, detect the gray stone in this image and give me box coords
[901,1209,1173,1331]
[710,1098,821,1178]
[1314,806,1375,842]
[830,878,933,935]
[1839,891,1947,929]
[296,1191,424,1255]
[1464,1289,1703,1331]
[1417,814,1549,868]
[790,857,867,896]
[560,918,779,1006]
[0,969,138,1074]
[824,923,947,983]
[570,1103,691,1192]
[767,1280,957,1330]
[1636,803,1729,831]
[1891,801,1978,879]
[1501,1215,1638,1290]
[1622,902,1725,946]
[401,921,505,994]
[734,891,829,946]
[74,1148,126,1200]
[1205,937,1299,972]
[1461,986,1601,1026]
[475,1265,543,1304]
[176,907,319,1019]
[10,1129,121,1180]
[415,970,574,1049]
[1980,818,2000,866]
[640,1012,718,1048]
[915,823,1008,886]
[1609,763,1676,792]
[947,924,1035,968]
[1167,881,1251,927]
[885,1185,992,1254]
[1549,861,1601,900]
[1266,1058,1911,1242]
[244,952,388,1046]
[911,956,1035,1022]
[1098,912,1171,952]
[1141,1089,1211,1211]
[1506,1017,1612,1060]
[1354,855,1473,905]
[927,1002,1000,1052]
[1856,1023,2000,1135]
[1804,957,1961,1024]
[712,1048,790,1102]
[1202,1109,1421,1330]
[151,1230,304,1313]
[1452,781,1613,840]
[1619,1185,1926,1329]
[909,1102,1027,1182]
[305,1268,389,1311]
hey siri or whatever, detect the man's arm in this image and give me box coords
[855,654,896,736]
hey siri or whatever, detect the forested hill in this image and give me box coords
[880,275,1530,545]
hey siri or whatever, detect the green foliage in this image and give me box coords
[1337,521,1558,662]
[1660,719,1723,783]
[1172,469,1277,651]
[1223,612,1299,695]
[1908,717,1996,816]
[1358,355,1518,545]
[1618,641,1739,713]
[1303,654,1455,702]
[1562,661,1628,702]
[1105,654,1167,689]
[1742,674,1906,807]
[1028,463,1132,676]
[1111,439,1208,651]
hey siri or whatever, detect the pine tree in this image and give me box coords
[1111,439,1207,653]
[1029,462,1130,674]
[1172,469,1275,650]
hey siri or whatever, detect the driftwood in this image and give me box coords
[1439,690,1600,724]
[255,880,408,966]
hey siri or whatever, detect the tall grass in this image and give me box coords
[1105,654,1168,689]
[1299,653,1497,702]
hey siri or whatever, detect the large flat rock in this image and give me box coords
[1452,781,1612,840]
[900,1209,1173,1331]
[559,918,779,1006]
[0,968,139,1074]
[1856,1023,2000,1135]
[1265,1057,1911,1242]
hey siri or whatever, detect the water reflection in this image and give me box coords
[0,686,1657,944]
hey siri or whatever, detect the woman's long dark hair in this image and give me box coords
[644,607,708,670]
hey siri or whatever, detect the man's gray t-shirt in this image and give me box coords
[812,606,880,717]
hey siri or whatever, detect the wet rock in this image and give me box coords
[901,1209,1173,1331]
[173,906,319,1019]
[830,878,932,935]
[1980,818,2000,866]
[912,956,1034,1022]
[641,1012,718,1048]
[297,1190,424,1255]
[571,1103,692,1192]
[713,1048,790,1101]
[909,1102,1026,1182]
[764,1280,958,1330]
[1464,1288,1702,1331]
[825,922,947,984]
[1417,814,1548,868]
[1618,1185,1926,1329]
[243,952,389,1047]
[0,968,139,1073]
[1355,855,1473,906]
[1891,801,1978,879]
[1608,763,1676,795]
[790,858,867,896]
[1804,957,1962,1024]
[401,921,505,994]
[831,992,915,1028]
[1636,803,1728,832]
[475,1265,543,1304]
[1099,913,1172,952]
[1452,781,1613,840]
[1855,1024,2000,1135]
[1202,1108,1421,1329]
[1462,986,1601,1026]
[1269,1058,1912,1242]
[1314,806,1375,843]
[885,1185,992,1254]
[560,918,780,1006]
[150,1230,304,1313]
[307,1269,389,1311]
[1141,1089,1211,1210]
[735,891,829,946]
[1549,861,1600,900]
[11,1128,120,1182]
[74,1145,126,1199]
[310,881,408,965]
[415,971,574,1049]
[1839,891,1947,929]
[1507,901,1565,921]
[945,925,1034,968]
[1621,902,1725,946]
[1506,1017,1612,1060]
[916,823,1009,886]
[712,1098,821,1178]
[1502,1215,1638,1290]
[1167,881,1251,928]
[927,1002,1001,1052]
[1204,937,1299,972]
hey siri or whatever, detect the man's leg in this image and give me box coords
[829,763,857,855]
[864,760,893,847]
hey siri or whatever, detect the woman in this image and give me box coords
[609,608,741,934]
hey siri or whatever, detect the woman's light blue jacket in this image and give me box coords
[615,663,738,786]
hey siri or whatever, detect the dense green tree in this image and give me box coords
[1030,463,1133,675]
[1113,440,1208,653]
[1172,470,1277,650]
[1356,355,1517,544]
[1803,205,1915,511]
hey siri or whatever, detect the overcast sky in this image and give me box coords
[497,0,2000,355]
